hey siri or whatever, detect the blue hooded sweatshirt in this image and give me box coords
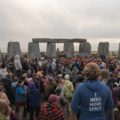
[71,80,114,120]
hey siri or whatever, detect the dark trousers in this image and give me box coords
[15,70,22,78]
[77,114,79,120]
[29,106,40,120]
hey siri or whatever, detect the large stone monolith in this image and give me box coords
[7,42,21,60]
[98,42,109,57]
[118,43,120,58]
[28,42,40,58]
[46,42,56,57]
[79,42,91,57]
[64,42,74,57]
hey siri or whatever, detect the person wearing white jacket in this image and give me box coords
[14,55,22,78]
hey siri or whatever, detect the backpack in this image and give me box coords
[16,86,26,106]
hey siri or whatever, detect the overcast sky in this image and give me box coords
[0,0,120,52]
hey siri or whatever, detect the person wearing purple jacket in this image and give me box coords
[71,62,114,120]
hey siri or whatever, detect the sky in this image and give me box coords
[0,0,120,52]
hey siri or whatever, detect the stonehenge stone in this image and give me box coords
[79,42,91,57]
[28,42,40,58]
[98,42,109,57]
[32,38,87,58]
[33,38,87,43]
[64,42,74,57]
[7,42,14,60]
[7,42,21,60]
[0,50,2,63]
[14,42,21,56]
[118,43,120,58]
[46,42,56,57]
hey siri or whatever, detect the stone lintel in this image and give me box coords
[32,38,87,43]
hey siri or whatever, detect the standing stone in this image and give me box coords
[79,42,91,57]
[64,42,74,57]
[0,50,2,63]
[46,42,56,57]
[28,42,40,58]
[14,42,21,56]
[7,42,14,60]
[7,42,21,60]
[118,43,120,58]
[98,42,109,57]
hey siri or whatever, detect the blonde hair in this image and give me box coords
[0,99,9,116]
[84,62,100,80]
[100,69,110,79]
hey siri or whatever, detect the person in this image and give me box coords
[16,80,26,120]
[0,99,9,119]
[0,63,8,78]
[14,55,22,78]
[99,69,110,84]
[0,82,10,106]
[55,75,66,98]
[51,59,56,74]
[71,62,114,120]
[73,60,81,71]
[99,69,114,91]
[112,83,120,120]
[112,83,119,108]
[40,88,64,120]
[1,73,13,104]
[74,75,85,89]
[0,81,15,120]
[64,74,74,102]
[64,74,74,118]
[99,60,106,70]
[27,77,41,120]
[71,66,78,83]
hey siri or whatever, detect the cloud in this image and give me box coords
[0,0,120,52]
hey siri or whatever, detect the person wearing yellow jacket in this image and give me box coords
[64,74,74,102]
[64,74,74,118]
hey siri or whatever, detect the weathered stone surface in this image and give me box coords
[28,42,40,58]
[7,42,14,60]
[70,39,87,43]
[98,42,109,57]
[32,38,87,58]
[46,42,56,57]
[7,42,21,60]
[14,42,21,56]
[118,43,120,58]
[33,38,87,43]
[64,42,74,57]
[0,50,2,63]
[79,42,91,57]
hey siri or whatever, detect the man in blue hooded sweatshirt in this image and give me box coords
[71,62,114,120]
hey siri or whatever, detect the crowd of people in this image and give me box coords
[0,54,120,120]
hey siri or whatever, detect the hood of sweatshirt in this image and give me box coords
[84,80,102,93]
[14,55,20,60]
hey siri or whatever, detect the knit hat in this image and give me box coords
[48,94,60,103]
[65,74,69,80]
